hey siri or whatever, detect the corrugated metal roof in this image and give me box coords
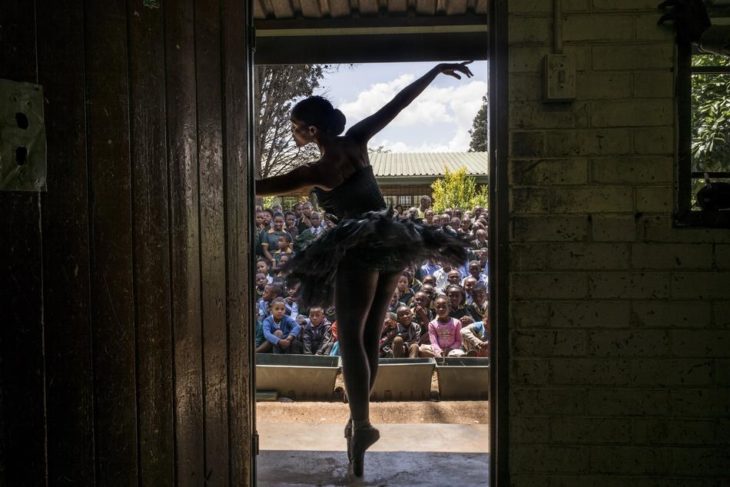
[254,0,488,19]
[369,152,488,177]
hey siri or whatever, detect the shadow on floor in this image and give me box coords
[257,451,490,486]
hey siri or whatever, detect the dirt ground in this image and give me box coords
[258,368,489,425]
[257,400,489,425]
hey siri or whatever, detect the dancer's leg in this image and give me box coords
[363,271,400,392]
[335,265,378,423]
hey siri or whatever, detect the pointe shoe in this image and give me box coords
[344,420,353,462]
[350,425,380,477]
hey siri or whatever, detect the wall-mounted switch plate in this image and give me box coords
[543,53,576,103]
[0,79,47,191]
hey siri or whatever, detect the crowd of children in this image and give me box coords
[254,196,490,359]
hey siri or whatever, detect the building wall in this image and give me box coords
[508,2,730,485]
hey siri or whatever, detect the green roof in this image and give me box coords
[369,152,489,178]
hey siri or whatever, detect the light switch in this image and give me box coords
[543,53,576,103]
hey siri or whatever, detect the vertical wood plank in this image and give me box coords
[0,1,47,485]
[0,200,45,487]
[298,0,321,18]
[127,0,176,484]
[415,0,436,15]
[195,0,230,482]
[222,0,255,483]
[165,0,205,483]
[36,0,96,483]
[84,0,139,483]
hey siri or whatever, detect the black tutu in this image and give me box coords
[284,207,470,308]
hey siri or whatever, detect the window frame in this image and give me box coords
[675,43,730,228]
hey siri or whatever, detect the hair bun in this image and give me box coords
[329,109,346,135]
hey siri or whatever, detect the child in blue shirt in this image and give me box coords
[255,284,284,353]
[263,297,302,354]
[459,315,489,357]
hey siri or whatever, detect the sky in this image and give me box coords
[313,61,488,153]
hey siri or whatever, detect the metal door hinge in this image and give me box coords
[0,79,46,192]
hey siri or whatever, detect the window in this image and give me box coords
[677,45,730,227]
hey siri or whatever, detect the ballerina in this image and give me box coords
[256,61,474,477]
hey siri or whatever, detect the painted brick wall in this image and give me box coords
[507,1,730,485]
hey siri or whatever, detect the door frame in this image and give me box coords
[244,1,510,483]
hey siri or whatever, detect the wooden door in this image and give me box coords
[0,0,255,484]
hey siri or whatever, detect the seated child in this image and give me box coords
[379,312,398,358]
[466,282,489,322]
[256,259,273,284]
[396,274,415,306]
[273,234,293,269]
[284,283,300,318]
[462,260,488,286]
[419,296,465,358]
[324,305,337,324]
[459,315,489,357]
[421,275,437,288]
[388,289,406,314]
[392,306,421,358]
[445,284,470,320]
[327,321,340,356]
[463,276,477,305]
[257,284,283,323]
[403,267,422,293]
[273,254,291,279]
[255,284,284,353]
[255,272,268,300]
[262,297,302,354]
[302,306,332,355]
[446,269,462,287]
[410,291,434,344]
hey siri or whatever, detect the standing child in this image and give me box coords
[419,296,465,358]
[263,297,303,354]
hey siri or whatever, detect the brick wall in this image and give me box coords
[508,1,730,484]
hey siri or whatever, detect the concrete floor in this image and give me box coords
[257,422,490,486]
[257,450,489,486]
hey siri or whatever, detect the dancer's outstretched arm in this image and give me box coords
[346,61,474,143]
[256,162,340,196]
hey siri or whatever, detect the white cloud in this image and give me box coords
[377,139,452,153]
[339,73,487,152]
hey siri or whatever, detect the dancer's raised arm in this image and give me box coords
[346,61,474,143]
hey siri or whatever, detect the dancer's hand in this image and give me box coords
[437,61,474,80]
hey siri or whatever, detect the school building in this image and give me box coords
[371,151,489,208]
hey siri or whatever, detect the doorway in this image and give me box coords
[247,2,506,485]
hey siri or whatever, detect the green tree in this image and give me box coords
[431,167,488,212]
[255,64,329,178]
[691,54,730,174]
[468,95,488,152]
